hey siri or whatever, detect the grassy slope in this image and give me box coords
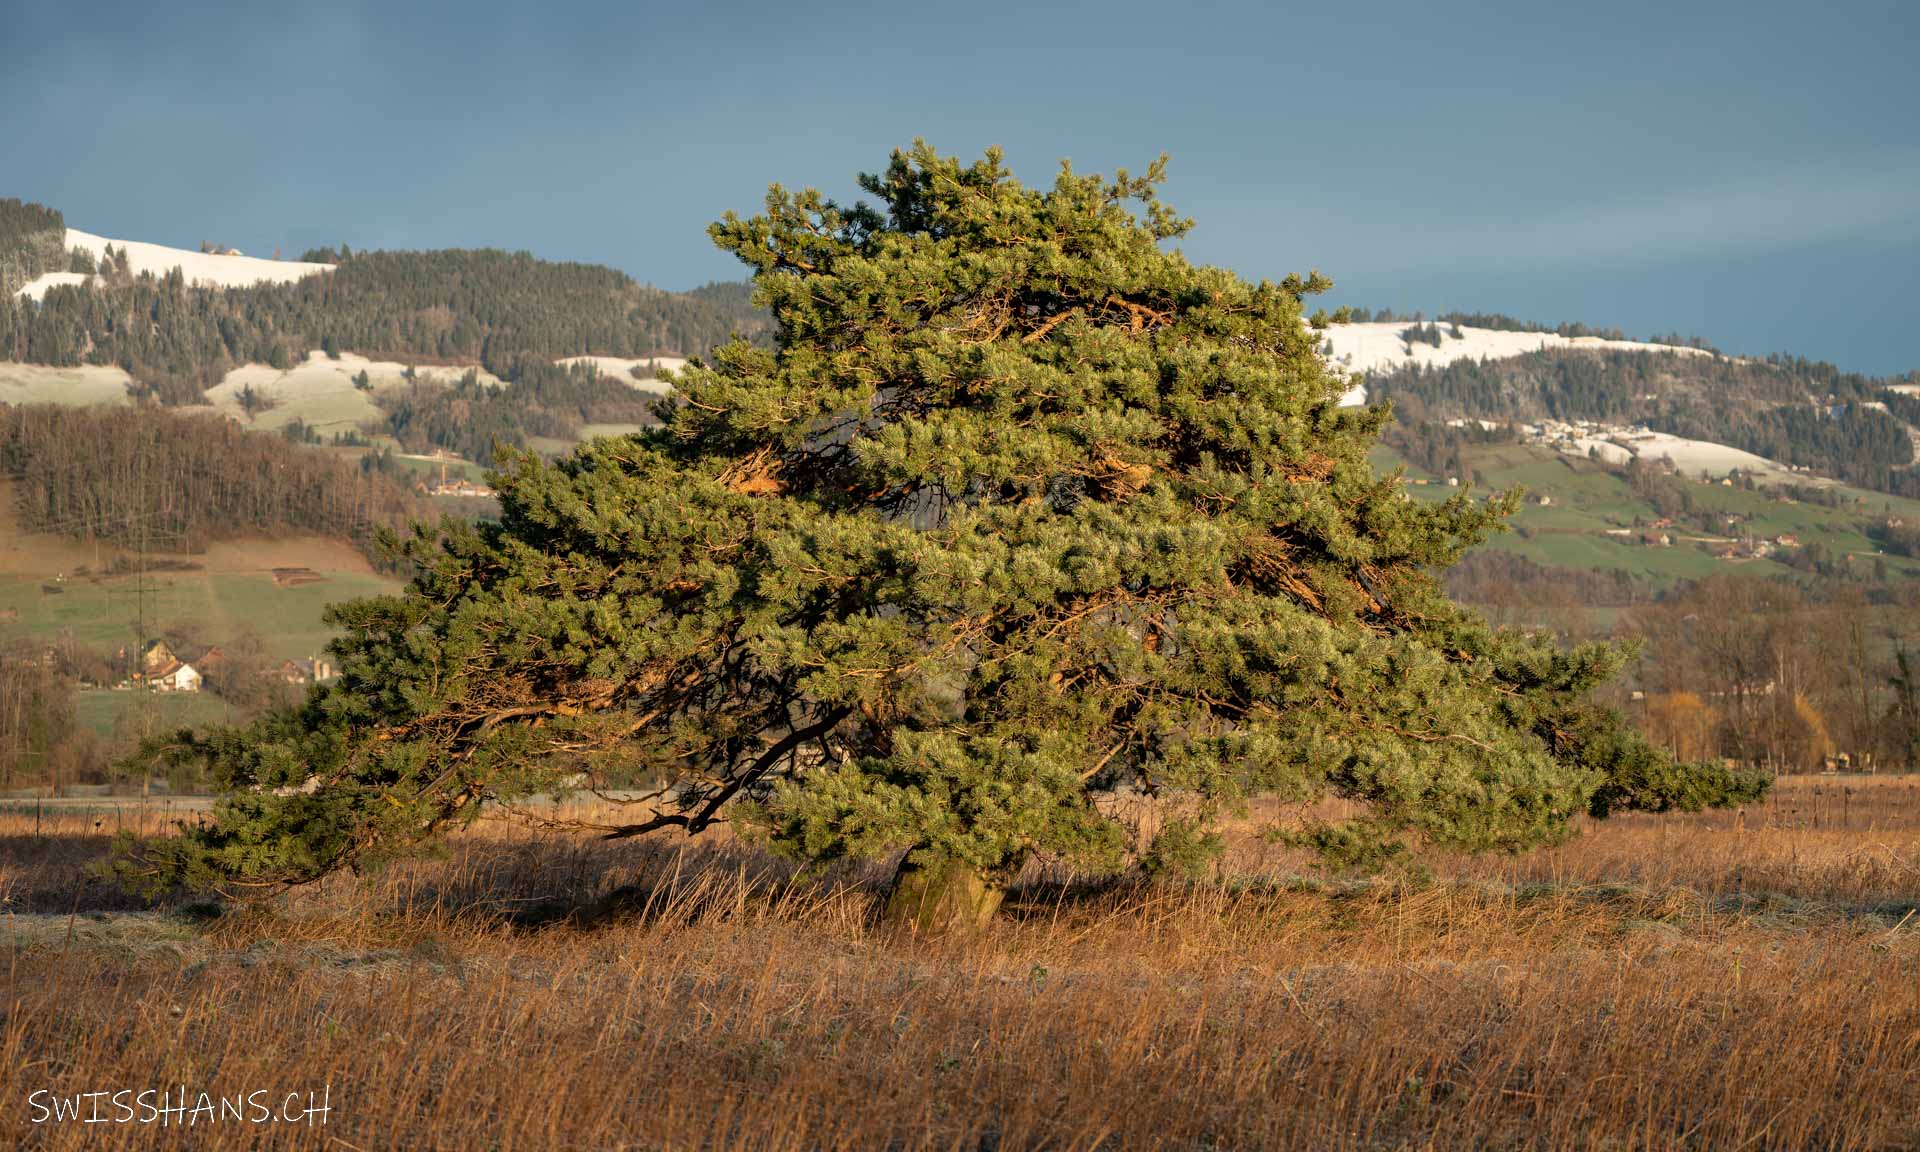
[0,526,400,735]
[71,689,241,738]
[1370,442,1920,585]
[0,569,396,661]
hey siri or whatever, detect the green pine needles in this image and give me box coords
[117,144,1767,914]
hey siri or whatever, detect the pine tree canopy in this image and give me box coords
[122,143,1767,900]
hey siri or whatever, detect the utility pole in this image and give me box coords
[136,433,148,668]
[132,434,162,790]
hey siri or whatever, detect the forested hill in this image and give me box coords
[0,404,422,562]
[1,236,770,390]
[1370,347,1920,498]
[275,248,768,363]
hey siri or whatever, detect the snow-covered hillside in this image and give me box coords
[203,352,506,432]
[12,228,332,300]
[556,355,687,397]
[1553,428,1803,482]
[1325,322,1718,407]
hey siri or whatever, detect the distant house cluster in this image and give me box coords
[1601,527,1672,548]
[115,639,335,693]
[127,638,210,693]
[1709,534,1801,562]
[1523,418,1634,448]
[418,460,496,499]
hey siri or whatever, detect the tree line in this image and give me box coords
[0,198,66,297]
[1338,306,1635,341]
[1625,575,1920,772]
[0,403,423,564]
[1436,312,1629,340]
[1443,556,1920,772]
[0,639,84,791]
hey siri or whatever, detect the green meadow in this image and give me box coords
[1371,442,1920,585]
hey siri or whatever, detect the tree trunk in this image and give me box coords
[884,854,1004,934]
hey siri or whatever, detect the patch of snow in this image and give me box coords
[555,355,685,397]
[1567,437,1634,466]
[0,348,525,430]
[397,361,508,390]
[13,271,90,302]
[1619,431,1796,480]
[1548,428,1800,482]
[1323,322,1718,378]
[65,229,332,290]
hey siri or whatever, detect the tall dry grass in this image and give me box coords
[1,776,1916,1150]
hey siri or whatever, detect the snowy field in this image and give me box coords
[1322,322,1716,378]
[14,229,334,301]
[1561,430,1804,483]
[203,352,506,433]
[0,344,594,436]
[70,229,331,288]
[1325,322,1717,407]
[1565,437,1634,466]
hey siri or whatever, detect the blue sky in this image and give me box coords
[6,0,1918,374]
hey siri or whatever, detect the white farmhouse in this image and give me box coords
[132,638,203,692]
[148,660,202,693]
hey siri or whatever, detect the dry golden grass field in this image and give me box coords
[2,776,1916,1150]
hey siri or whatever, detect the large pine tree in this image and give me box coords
[126,145,1764,926]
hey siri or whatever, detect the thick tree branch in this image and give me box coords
[602,706,852,839]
